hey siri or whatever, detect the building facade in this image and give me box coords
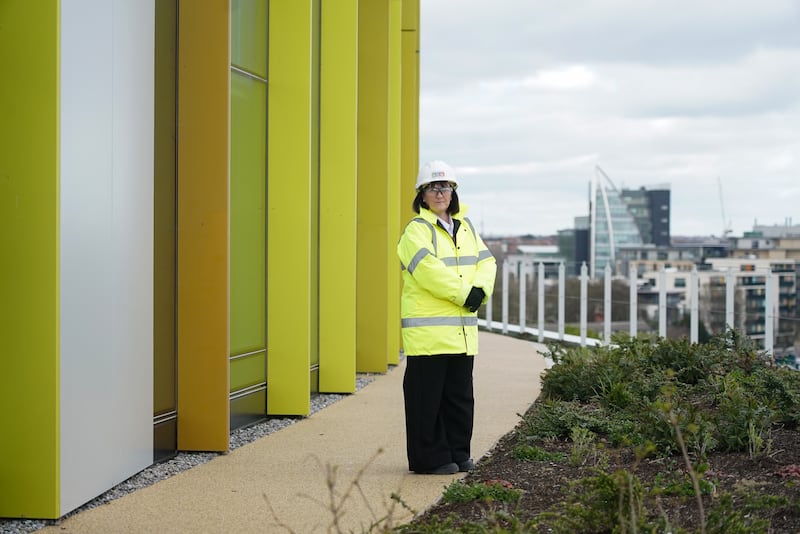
[0,0,420,519]
[586,166,671,278]
[589,166,643,278]
[620,185,671,247]
[731,224,800,352]
[704,258,797,351]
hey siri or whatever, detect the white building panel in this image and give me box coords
[59,0,154,515]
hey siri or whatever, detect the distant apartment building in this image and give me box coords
[484,235,559,270]
[732,222,800,261]
[506,244,568,280]
[630,249,797,353]
[618,245,697,278]
[705,258,797,352]
[613,221,799,354]
[730,222,800,352]
[621,240,729,330]
[617,238,731,278]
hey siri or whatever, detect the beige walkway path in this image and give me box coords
[41,332,549,533]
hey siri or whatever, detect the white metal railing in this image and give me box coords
[479,260,787,356]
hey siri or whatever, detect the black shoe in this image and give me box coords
[457,458,475,472]
[416,462,459,475]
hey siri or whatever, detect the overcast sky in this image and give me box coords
[418,0,800,238]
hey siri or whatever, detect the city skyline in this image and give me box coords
[419,0,800,238]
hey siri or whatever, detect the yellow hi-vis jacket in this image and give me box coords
[397,205,497,356]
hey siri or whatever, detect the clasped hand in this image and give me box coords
[464,287,485,312]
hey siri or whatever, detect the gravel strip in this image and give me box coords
[0,374,378,534]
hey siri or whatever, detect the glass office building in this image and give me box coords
[620,186,671,247]
[589,166,644,278]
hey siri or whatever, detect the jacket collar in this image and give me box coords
[418,203,469,224]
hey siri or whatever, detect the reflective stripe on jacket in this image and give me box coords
[397,205,497,356]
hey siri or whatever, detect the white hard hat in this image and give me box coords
[415,160,459,191]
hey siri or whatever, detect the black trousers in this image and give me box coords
[403,354,475,472]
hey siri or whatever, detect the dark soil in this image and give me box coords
[407,403,800,533]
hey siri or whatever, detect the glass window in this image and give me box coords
[230,73,266,357]
[232,0,268,78]
[229,2,268,429]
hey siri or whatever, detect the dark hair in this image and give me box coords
[412,189,460,215]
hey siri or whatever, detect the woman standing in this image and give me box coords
[397,160,497,475]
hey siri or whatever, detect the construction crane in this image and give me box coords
[717,176,732,238]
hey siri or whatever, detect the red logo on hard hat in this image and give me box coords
[432,171,446,177]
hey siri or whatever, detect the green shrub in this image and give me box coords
[518,399,641,448]
[543,336,669,405]
[441,480,522,504]
[563,324,600,339]
[569,426,597,466]
[534,469,650,532]
[396,510,534,533]
[713,374,777,453]
[536,329,796,459]
[517,399,586,440]
[416,330,800,534]
[704,491,785,533]
[540,344,607,402]
[652,470,716,497]
[749,366,800,425]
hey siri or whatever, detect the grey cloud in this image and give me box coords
[420,0,800,236]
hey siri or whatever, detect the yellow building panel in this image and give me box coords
[400,0,420,224]
[387,0,403,365]
[401,0,419,30]
[176,0,231,451]
[356,0,391,373]
[0,0,60,518]
[267,0,314,415]
[319,0,358,392]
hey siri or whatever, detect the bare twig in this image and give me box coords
[667,405,706,534]
[265,448,410,533]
